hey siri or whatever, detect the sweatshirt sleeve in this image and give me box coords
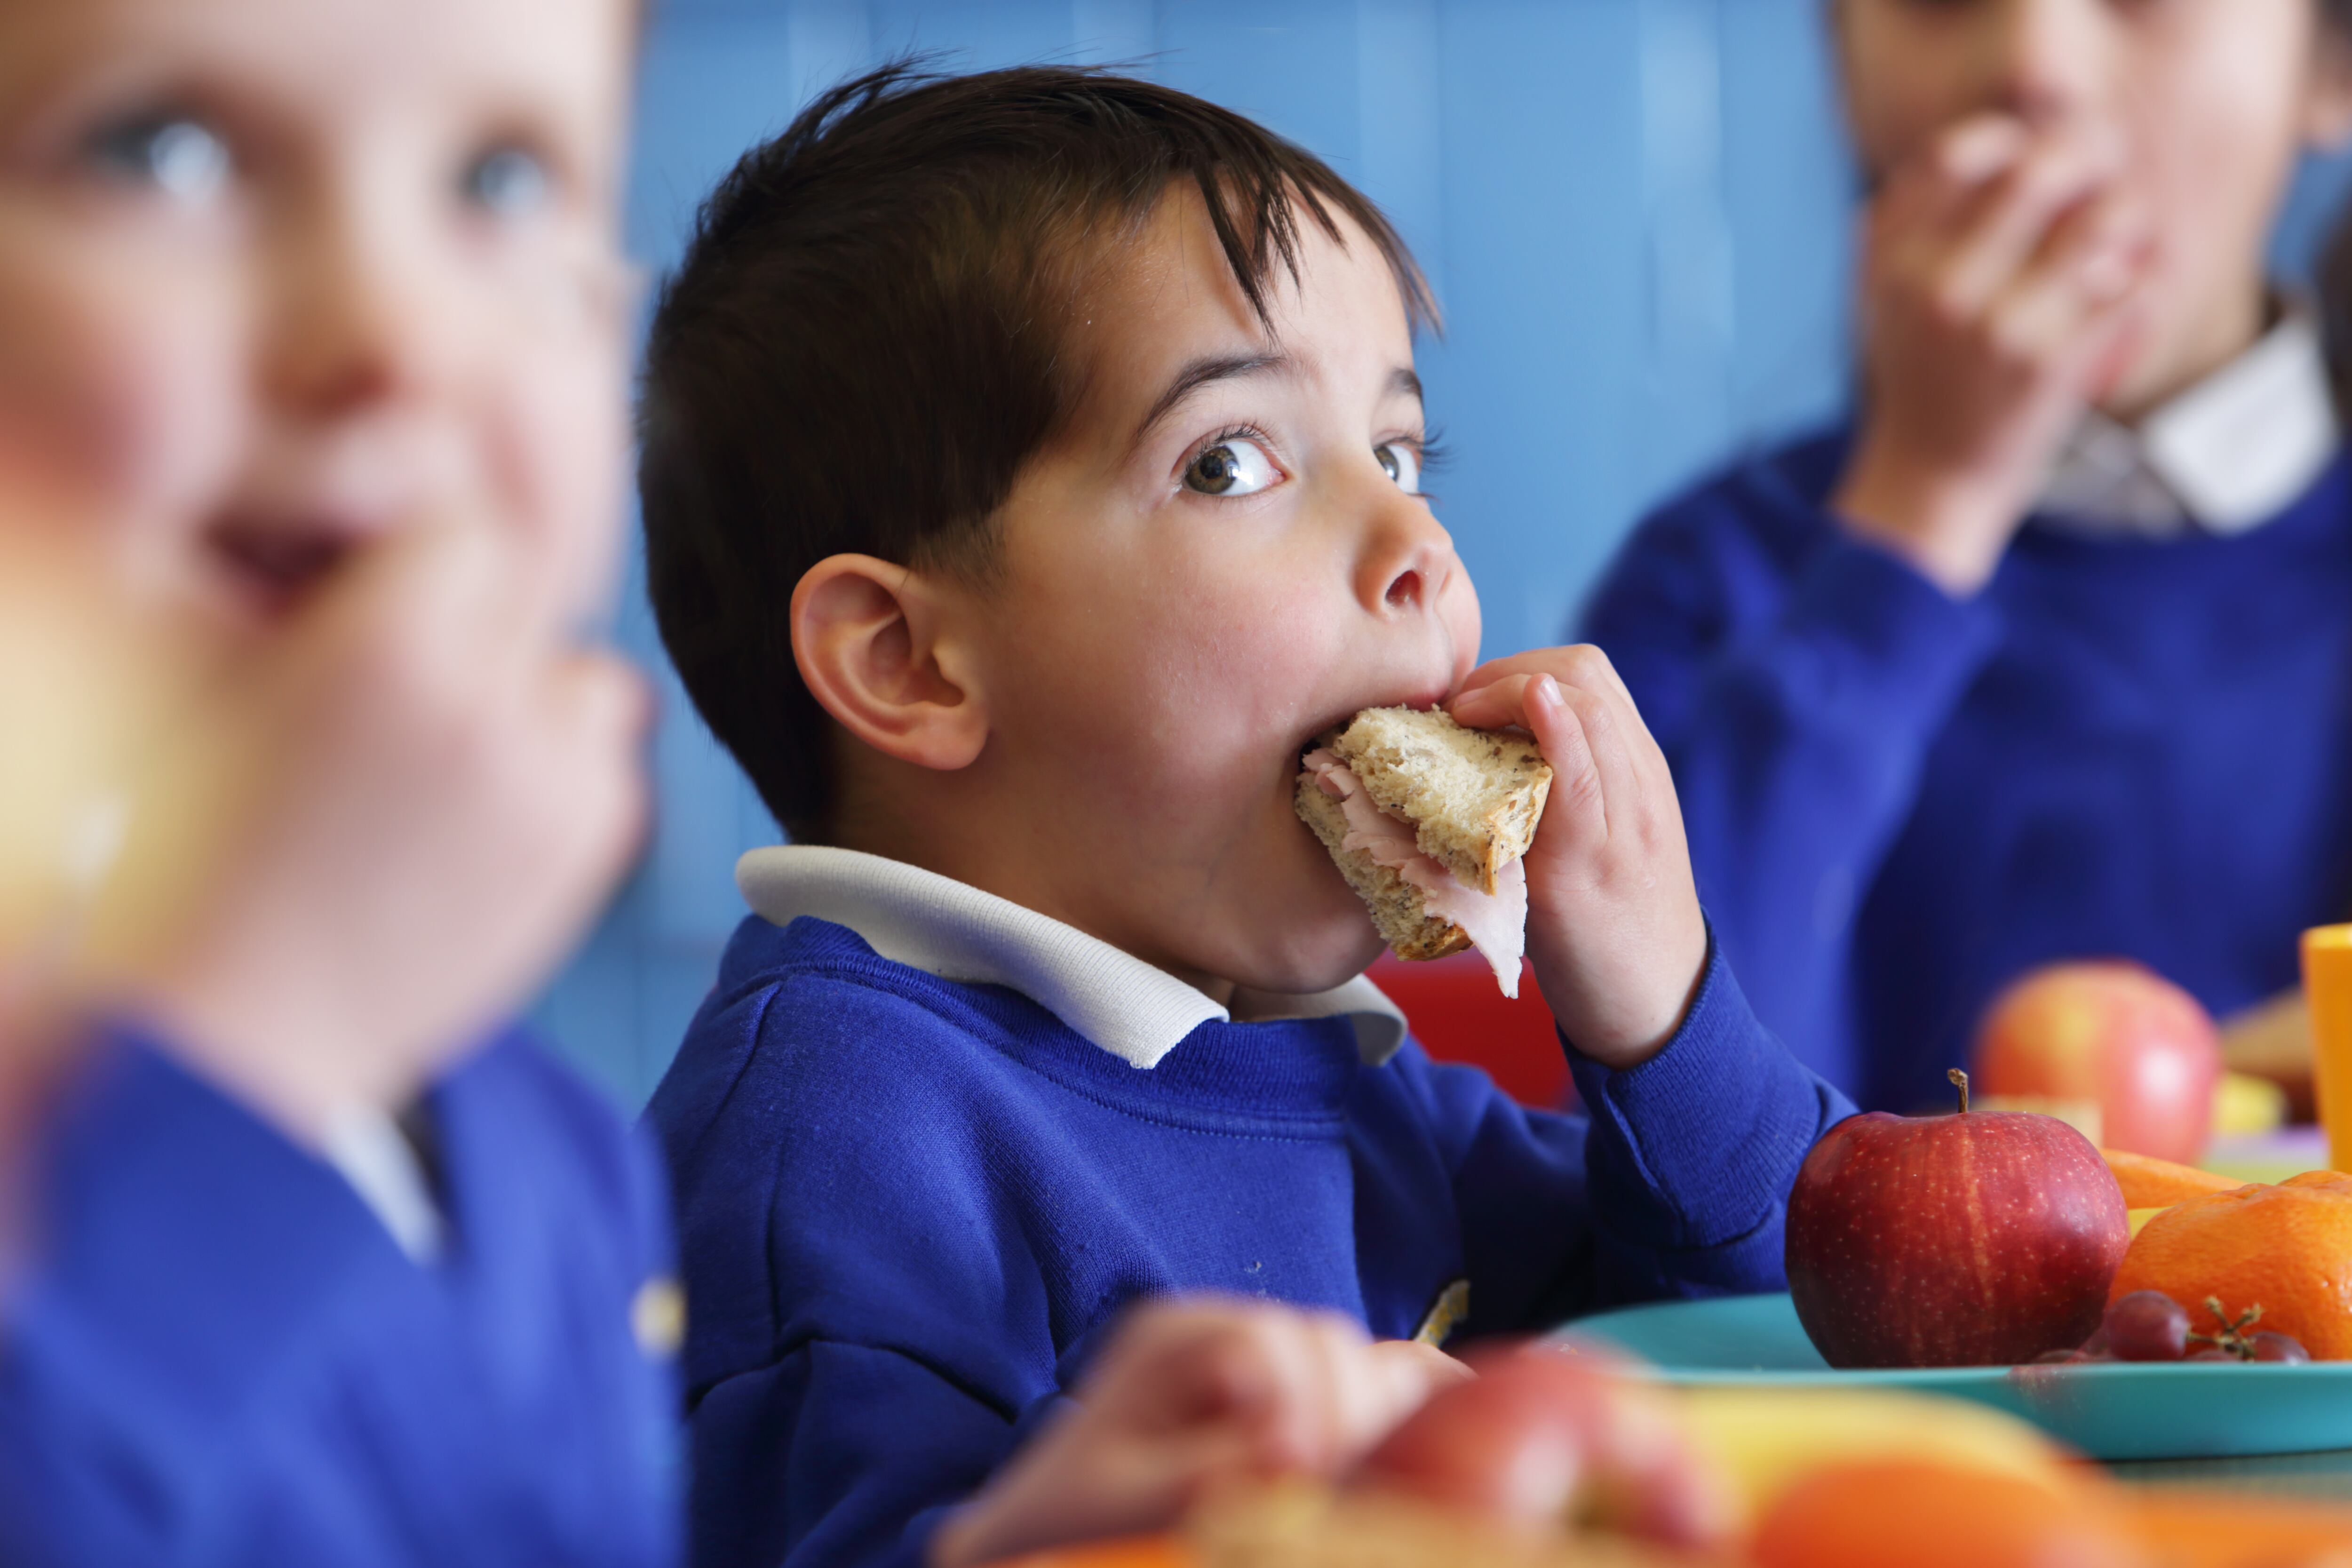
[1565,931,1856,1305]
[1387,935,1854,1334]
[1580,463,2003,1084]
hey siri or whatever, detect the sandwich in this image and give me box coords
[1295,706,1552,996]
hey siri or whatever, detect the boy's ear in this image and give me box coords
[2308,29,2352,148]
[790,554,988,773]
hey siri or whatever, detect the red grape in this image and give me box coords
[2104,1291,2189,1362]
[2031,1348,2089,1365]
[2250,1331,2311,1364]
[2185,1348,2233,1361]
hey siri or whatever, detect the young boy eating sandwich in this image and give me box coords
[639,64,1855,1568]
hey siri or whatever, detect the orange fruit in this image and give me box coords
[2099,1147,2243,1210]
[1750,1459,2145,1568]
[2122,1492,2352,1566]
[2109,1171,2352,1359]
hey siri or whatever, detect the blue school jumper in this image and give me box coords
[1580,431,2352,1114]
[650,849,1851,1568]
[0,1029,683,1568]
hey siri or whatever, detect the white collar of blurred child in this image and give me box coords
[734,845,1409,1070]
[2039,302,2336,539]
[321,1104,445,1266]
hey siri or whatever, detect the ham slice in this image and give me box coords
[1303,749,1528,997]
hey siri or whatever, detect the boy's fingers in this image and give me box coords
[1523,679,1607,855]
[1872,114,2025,246]
[1549,678,1647,844]
[1926,139,2119,321]
[1984,208,2151,382]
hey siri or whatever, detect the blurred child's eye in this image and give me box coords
[461,145,552,218]
[85,115,230,202]
[1183,436,1279,497]
[1375,440,1422,495]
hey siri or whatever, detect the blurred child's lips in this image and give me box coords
[205,515,366,614]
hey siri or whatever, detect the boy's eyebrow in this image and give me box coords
[1132,351,1295,443]
[1388,366,1425,407]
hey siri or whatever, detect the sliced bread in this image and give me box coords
[1320,707,1551,896]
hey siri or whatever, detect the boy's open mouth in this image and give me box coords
[1294,687,1453,768]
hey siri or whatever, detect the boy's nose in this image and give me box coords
[1980,0,2110,129]
[1357,491,1457,620]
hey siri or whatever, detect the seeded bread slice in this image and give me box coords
[1294,773,1472,961]
[1320,708,1551,895]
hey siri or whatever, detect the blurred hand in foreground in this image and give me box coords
[930,1299,1465,1568]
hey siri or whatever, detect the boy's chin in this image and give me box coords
[1225,915,1388,999]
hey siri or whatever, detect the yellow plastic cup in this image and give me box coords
[2300,924,2352,1172]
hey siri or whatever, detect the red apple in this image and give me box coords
[1971,960,2220,1165]
[1786,1074,2130,1368]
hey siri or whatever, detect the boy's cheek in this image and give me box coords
[0,268,242,533]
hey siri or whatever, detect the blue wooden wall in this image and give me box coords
[532,0,2352,1108]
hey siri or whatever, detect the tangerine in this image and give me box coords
[1750,1459,2145,1568]
[2099,1147,2242,1210]
[2108,1171,2352,1360]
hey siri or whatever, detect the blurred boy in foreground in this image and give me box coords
[0,0,675,1558]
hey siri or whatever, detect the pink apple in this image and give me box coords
[1971,960,2221,1164]
[1785,1078,2130,1368]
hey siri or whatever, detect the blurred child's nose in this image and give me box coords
[1977,0,2110,130]
[260,184,458,422]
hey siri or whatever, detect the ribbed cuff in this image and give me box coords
[1568,932,1844,1252]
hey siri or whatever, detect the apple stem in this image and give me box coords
[1948,1067,1971,1114]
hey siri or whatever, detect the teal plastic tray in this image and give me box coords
[1563,1293,2352,1461]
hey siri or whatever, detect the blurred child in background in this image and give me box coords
[1582,0,2352,1112]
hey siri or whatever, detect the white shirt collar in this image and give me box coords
[735,844,1409,1072]
[321,1104,445,1266]
[2038,305,2337,539]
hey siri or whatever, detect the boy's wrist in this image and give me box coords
[1531,917,1709,1073]
[1830,437,2027,598]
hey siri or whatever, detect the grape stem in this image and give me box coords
[1949,1067,1971,1115]
[2188,1297,2265,1361]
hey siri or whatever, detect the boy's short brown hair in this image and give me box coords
[638,62,1433,842]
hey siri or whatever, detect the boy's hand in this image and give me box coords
[1833,115,2153,596]
[136,517,648,1147]
[1449,647,1705,1071]
[930,1300,1464,1568]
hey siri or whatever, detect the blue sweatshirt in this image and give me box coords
[0,1030,683,1568]
[1580,430,2352,1112]
[650,907,1852,1568]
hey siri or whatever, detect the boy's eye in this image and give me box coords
[461,145,553,218]
[1183,436,1279,497]
[1376,441,1422,495]
[84,115,230,202]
